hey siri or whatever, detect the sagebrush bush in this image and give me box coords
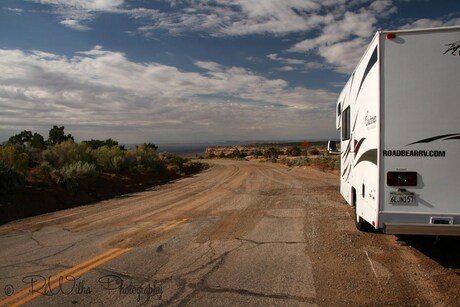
[91,145,127,171]
[49,161,98,185]
[0,145,29,174]
[0,162,25,193]
[42,140,92,168]
[282,157,311,167]
[278,155,339,170]
[131,146,166,172]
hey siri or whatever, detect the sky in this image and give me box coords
[1,0,459,144]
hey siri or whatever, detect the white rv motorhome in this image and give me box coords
[336,26,460,235]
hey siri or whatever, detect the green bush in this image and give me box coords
[49,161,98,185]
[0,145,29,174]
[286,157,311,167]
[0,162,25,193]
[42,140,92,168]
[91,145,127,171]
[131,146,164,172]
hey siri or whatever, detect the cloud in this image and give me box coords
[31,0,123,11]
[288,1,397,73]
[132,0,331,37]
[267,53,325,72]
[60,18,91,31]
[0,47,338,143]
[399,17,460,30]
[28,0,125,30]
[4,8,24,14]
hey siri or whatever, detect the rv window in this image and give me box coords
[342,107,350,140]
[337,103,342,116]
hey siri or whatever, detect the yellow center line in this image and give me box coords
[1,218,188,306]
[160,218,188,231]
[0,248,121,306]
[11,248,131,307]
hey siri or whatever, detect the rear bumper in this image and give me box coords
[384,223,460,236]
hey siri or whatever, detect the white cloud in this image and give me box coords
[4,8,24,14]
[369,0,397,16]
[32,0,123,11]
[267,53,324,72]
[60,18,91,31]
[399,17,460,30]
[318,37,369,73]
[279,66,295,72]
[133,0,331,37]
[0,47,338,143]
[29,0,124,30]
[288,2,397,73]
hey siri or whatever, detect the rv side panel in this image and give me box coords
[339,34,380,227]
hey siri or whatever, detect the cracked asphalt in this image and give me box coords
[0,160,459,306]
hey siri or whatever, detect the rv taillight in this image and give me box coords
[387,171,417,186]
[386,33,396,39]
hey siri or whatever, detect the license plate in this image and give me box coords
[390,192,415,205]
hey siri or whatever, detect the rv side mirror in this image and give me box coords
[328,140,337,153]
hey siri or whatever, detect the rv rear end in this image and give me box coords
[378,26,460,235]
[338,26,460,236]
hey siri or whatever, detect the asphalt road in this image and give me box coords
[0,160,459,306]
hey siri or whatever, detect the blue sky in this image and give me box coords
[1,0,459,144]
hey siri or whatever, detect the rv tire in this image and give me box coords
[355,205,368,231]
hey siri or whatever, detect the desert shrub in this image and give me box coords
[0,162,25,193]
[0,145,29,174]
[180,161,207,175]
[159,152,186,166]
[166,164,182,176]
[286,146,301,156]
[250,150,263,157]
[111,155,126,171]
[91,145,127,171]
[264,147,281,159]
[286,157,311,167]
[312,155,340,170]
[42,140,92,168]
[49,161,98,185]
[125,146,165,172]
[309,148,320,155]
[158,153,207,176]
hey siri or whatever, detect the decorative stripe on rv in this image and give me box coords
[354,138,366,157]
[355,149,378,166]
[355,46,378,101]
[406,133,460,145]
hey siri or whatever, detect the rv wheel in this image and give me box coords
[355,205,369,232]
[355,206,366,231]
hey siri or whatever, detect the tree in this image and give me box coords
[264,147,280,159]
[48,126,74,146]
[105,138,119,148]
[8,130,33,147]
[287,146,301,156]
[84,138,119,150]
[30,133,46,150]
[142,143,158,151]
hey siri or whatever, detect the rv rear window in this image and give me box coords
[342,106,350,140]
